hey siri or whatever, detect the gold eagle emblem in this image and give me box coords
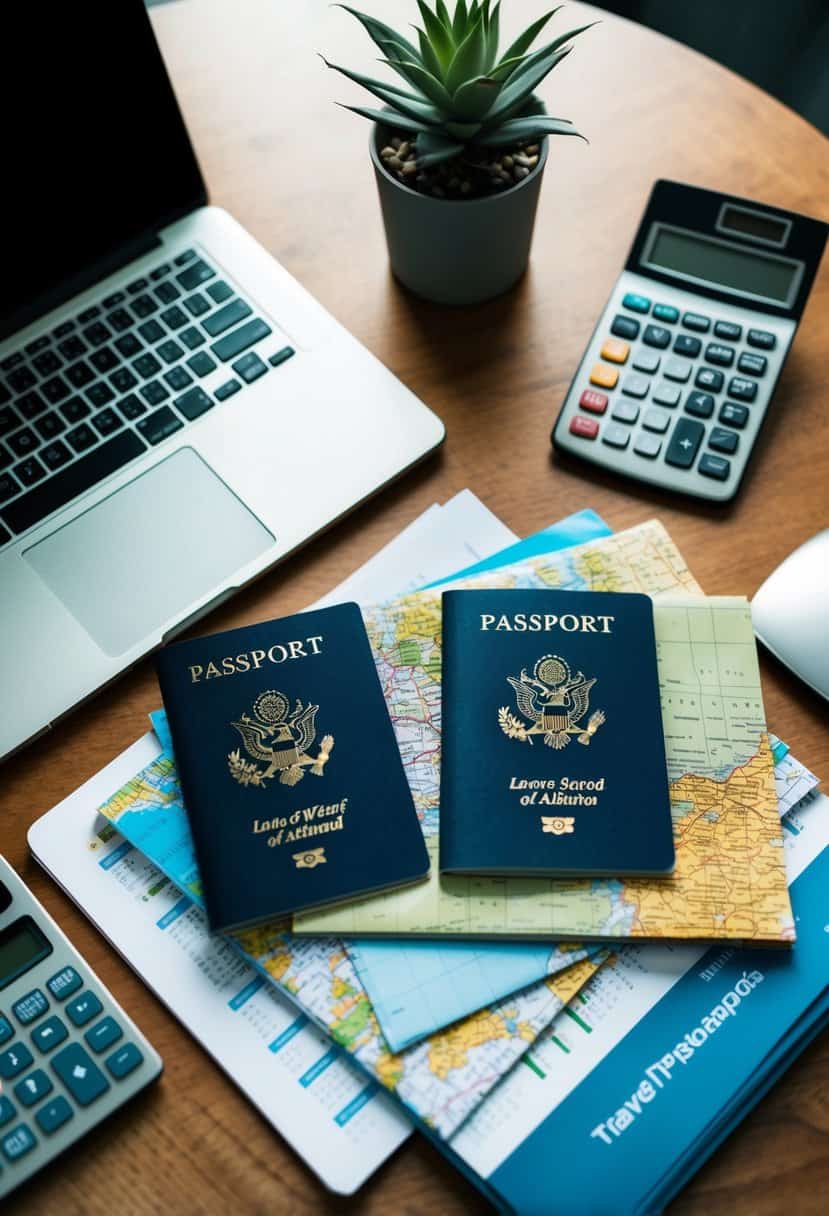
[228,689,334,787]
[499,654,606,750]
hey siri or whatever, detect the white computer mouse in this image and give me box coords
[752,529,829,701]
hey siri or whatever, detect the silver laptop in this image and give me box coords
[0,2,444,761]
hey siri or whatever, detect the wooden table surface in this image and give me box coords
[4,0,828,1210]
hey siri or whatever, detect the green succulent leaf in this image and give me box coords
[416,1,455,69]
[443,119,483,138]
[496,6,561,69]
[334,5,421,63]
[322,57,442,125]
[450,75,500,121]
[452,0,469,44]
[507,23,596,85]
[477,115,585,146]
[484,2,500,69]
[484,45,572,124]
[416,27,445,81]
[383,58,455,110]
[416,128,466,167]
[338,104,433,134]
[445,13,487,93]
[435,0,453,33]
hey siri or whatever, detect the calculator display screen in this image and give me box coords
[0,916,52,991]
[642,224,802,307]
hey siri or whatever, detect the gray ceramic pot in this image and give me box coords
[370,125,548,306]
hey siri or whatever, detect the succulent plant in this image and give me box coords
[324,2,592,168]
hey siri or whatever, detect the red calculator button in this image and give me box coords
[579,389,608,414]
[569,416,599,440]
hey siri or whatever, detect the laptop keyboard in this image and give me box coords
[0,249,295,546]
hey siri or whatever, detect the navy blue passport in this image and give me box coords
[440,589,674,877]
[155,603,429,931]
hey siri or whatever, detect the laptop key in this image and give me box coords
[174,248,197,266]
[133,353,162,380]
[183,292,210,317]
[136,405,183,445]
[32,350,61,377]
[24,335,50,355]
[114,333,142,358]
[0,406,22,436]
[92,408,123,437]
[140,381,169,406]
[8,367,36,394]
[174,387,213,421]
[203,298,252,337]
[131,294,158,319]
[41,376,72,404]
[187,352,216,377]
[117,394,146,421]
[176,260,215,291]
[35,412,66,440]
[160,306,188,331]
[53,321,76,339]
[215,379,241,401]
[0,430,146,536]
[268,346,295,368]
[87,383,115,408]
[179,327,205,351]
[0,445,11,472]
[206,280,233,304]
[58,336,86,360]
[231,352,268,384]
[66,423,97,453]
[0,385,10,405]
[0,352,24,373]
[0,473,20,503]
[82,322,111,347]
[8,428,39,459]
[17,392,48,420]
[157,340,184,365]
[126,276,149,296]
[154,281,180,304]
[150,261,172,280]
[40,440,72,470]
[102,290,125,309]
[14,457,46,487]
[78,306,101,323]
[90,347,119,374]
[164,367,193,392]
[60,397,91,423]
[107,308,133,332]
[137,320,164,345]
[211,318,271,362]
[66,361,96,388]
[110,368,138,394]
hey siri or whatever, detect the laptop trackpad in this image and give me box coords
[24,448,274,656]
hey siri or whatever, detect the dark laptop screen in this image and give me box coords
[2,0,206,337]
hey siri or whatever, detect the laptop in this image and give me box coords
[0,2,444,762]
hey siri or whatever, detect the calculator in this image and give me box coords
[0,856,162,1197]
[552,180,828,501]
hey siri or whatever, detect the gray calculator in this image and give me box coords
[552,181,828,502]
[0,856,162,1197]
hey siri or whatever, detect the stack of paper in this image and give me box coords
[28,492,827,1211]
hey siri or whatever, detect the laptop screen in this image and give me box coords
[2,0,206,338]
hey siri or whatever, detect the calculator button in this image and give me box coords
[602,424,629,449]
[709,427,739,454]
[663,357,691,383]
[737,352,767,376]
[579,389,608,414]
[589,363,618,390]
[673,334,701,358]
[1,1124,36,1162]
[610,315,640,340]
[719,402,749,429]
[714,320,742,341]
[699,453,731,480]
[51,1042,110,1106]
[653,303,679,323]
[685,391,715,419]
[621,373,649,399]
[695,367,724,393]
[611,400,639,424]
[0,1044,34,1079]
[705,343,735,367]
[665,418,704,468]
[47,967,82,1001]
[642,324,671,349]
[600,338,629,364]
[728,376,757,402]
[622,292,650,314]
[643,408,671,433]
[0,1097,15,1127]
[747,328,776,349]
[106,1042,144,1080]
[35,1096,74,1136]
[13,1068,53,1108]
[569,416,598,440]
[631,350,660,374]
[12,989,49,1026]
[652,383,681,407]
[85,1017,123,1054]
[31,1015,68,1054]
[682,312,711,332]
[66,991,103,1028]
[634,433,662,459]
[0,1016,13,1046]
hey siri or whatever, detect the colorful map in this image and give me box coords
[98,755,603,1137]
[295,526,792,943]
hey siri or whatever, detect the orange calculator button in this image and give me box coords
[600,338,630,364]
[590,362,619,389]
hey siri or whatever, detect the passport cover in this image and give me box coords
[155,603,429,931]
[440,589,674,876]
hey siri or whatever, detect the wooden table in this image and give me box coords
[5,1,828,1210]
